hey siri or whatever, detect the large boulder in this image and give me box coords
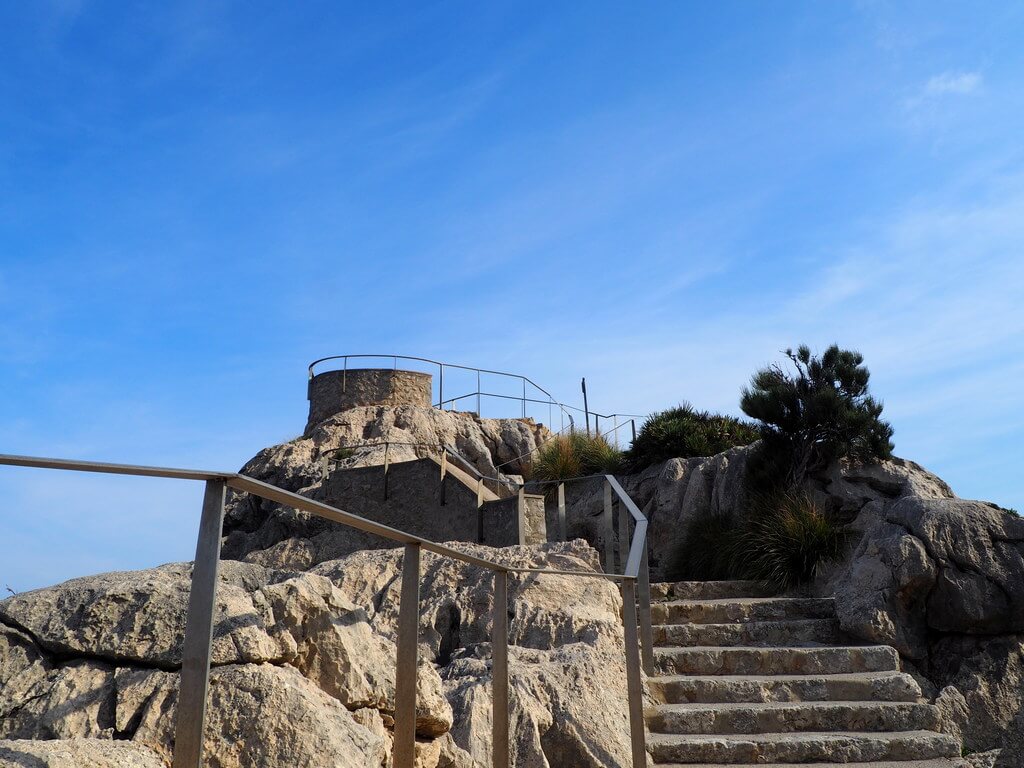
[836,498,1024,660]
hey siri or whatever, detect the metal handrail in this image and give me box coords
[308,354,578,428]
[0,452,651,768]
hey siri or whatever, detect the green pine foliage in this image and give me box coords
[624,403,759,472]
[741,344,894,490]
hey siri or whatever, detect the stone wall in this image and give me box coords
[307,369,432,433]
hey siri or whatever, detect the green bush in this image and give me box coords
[624,403,759,471]
[529,431,624,483]
[738,492,847,589]
[741,344,894,490]
[672,493,846,589]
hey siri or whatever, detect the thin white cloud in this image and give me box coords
[925,71,982,96]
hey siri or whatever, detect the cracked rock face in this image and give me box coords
[835,498,1024,660]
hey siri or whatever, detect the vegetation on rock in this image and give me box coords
[624,403,759,472]
[741,344,894,491]
[528,430,623,483]
[673,492,846,589]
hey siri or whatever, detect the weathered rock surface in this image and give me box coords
[835,498,1024,661]
[221,405,549,570]
[0,740,165,767]
[0,539,628,768]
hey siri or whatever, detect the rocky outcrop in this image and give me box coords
[0,540,631,768]
[834,497,1024,664]
[221,405,549,569]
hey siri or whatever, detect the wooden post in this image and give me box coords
[393,543,421,768]
[557,482,567,542]
[491,570,510,768]
[603,480,614,573]
[172,479,226,768]
[621,578,647,768]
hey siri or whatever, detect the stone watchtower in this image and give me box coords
[306,368,433,433]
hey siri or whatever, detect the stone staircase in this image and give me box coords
[645,580,961,766]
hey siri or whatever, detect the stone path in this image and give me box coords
[645,580,961,766]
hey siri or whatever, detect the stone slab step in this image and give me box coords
[646,701,940,735]
[655,646,900,676]
[648,730,960,763]
[654,619,845,648]
[653,761,961,768]
[653,597,835,625]
[649,671,923,704]
[652,581,777,602]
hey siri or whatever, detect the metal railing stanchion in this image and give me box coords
[603,480,615,573]
[557,482,567,542]
[638,541,655,676]
[491,570,510,768]
[172,479,226,768]
[621,577,648,768]
[393,543,422,768]
[618,501,630,571]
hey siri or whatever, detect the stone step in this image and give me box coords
[649,671,923,704]
[646,701,940,735]
[652,581,777,602]
[652,597,835,625]
[653,761,961,768]
[654,619,845,648]
[655,646,901,676]
[648,730,960,764]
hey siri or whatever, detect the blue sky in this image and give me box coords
[2,2,1022,591]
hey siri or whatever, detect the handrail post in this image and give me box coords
[618,501,630,572]
[491,570,510,768]
[172,479,226,768]
[557,482,567,542]
[393,543,421,768]
[517,485,527,545]
[438,363,444,411]
[477,478,485,544]
[477,370,481,416]
[603,480,615,573]
[439,451,448,506]
[621,577,648,768]
[639,541,655,676]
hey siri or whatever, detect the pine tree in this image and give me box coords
[741,344,894,488]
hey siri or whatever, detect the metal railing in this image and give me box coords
[0,451,652,768]
[308,354,644,443]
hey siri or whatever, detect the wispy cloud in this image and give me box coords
[925,71,982,96]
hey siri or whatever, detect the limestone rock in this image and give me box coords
[935,685,970,746]
[0,561,290,667]
[122,663,388,767]
[0,740,166,767]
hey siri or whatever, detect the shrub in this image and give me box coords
[529,431,624,483]
[624,403,760,471]
[671,493,846,588]
[741,344,894,490]
[737,492,847,589]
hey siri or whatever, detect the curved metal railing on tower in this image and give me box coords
[307,354,644,446]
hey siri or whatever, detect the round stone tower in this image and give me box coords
[306,368,433,432]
